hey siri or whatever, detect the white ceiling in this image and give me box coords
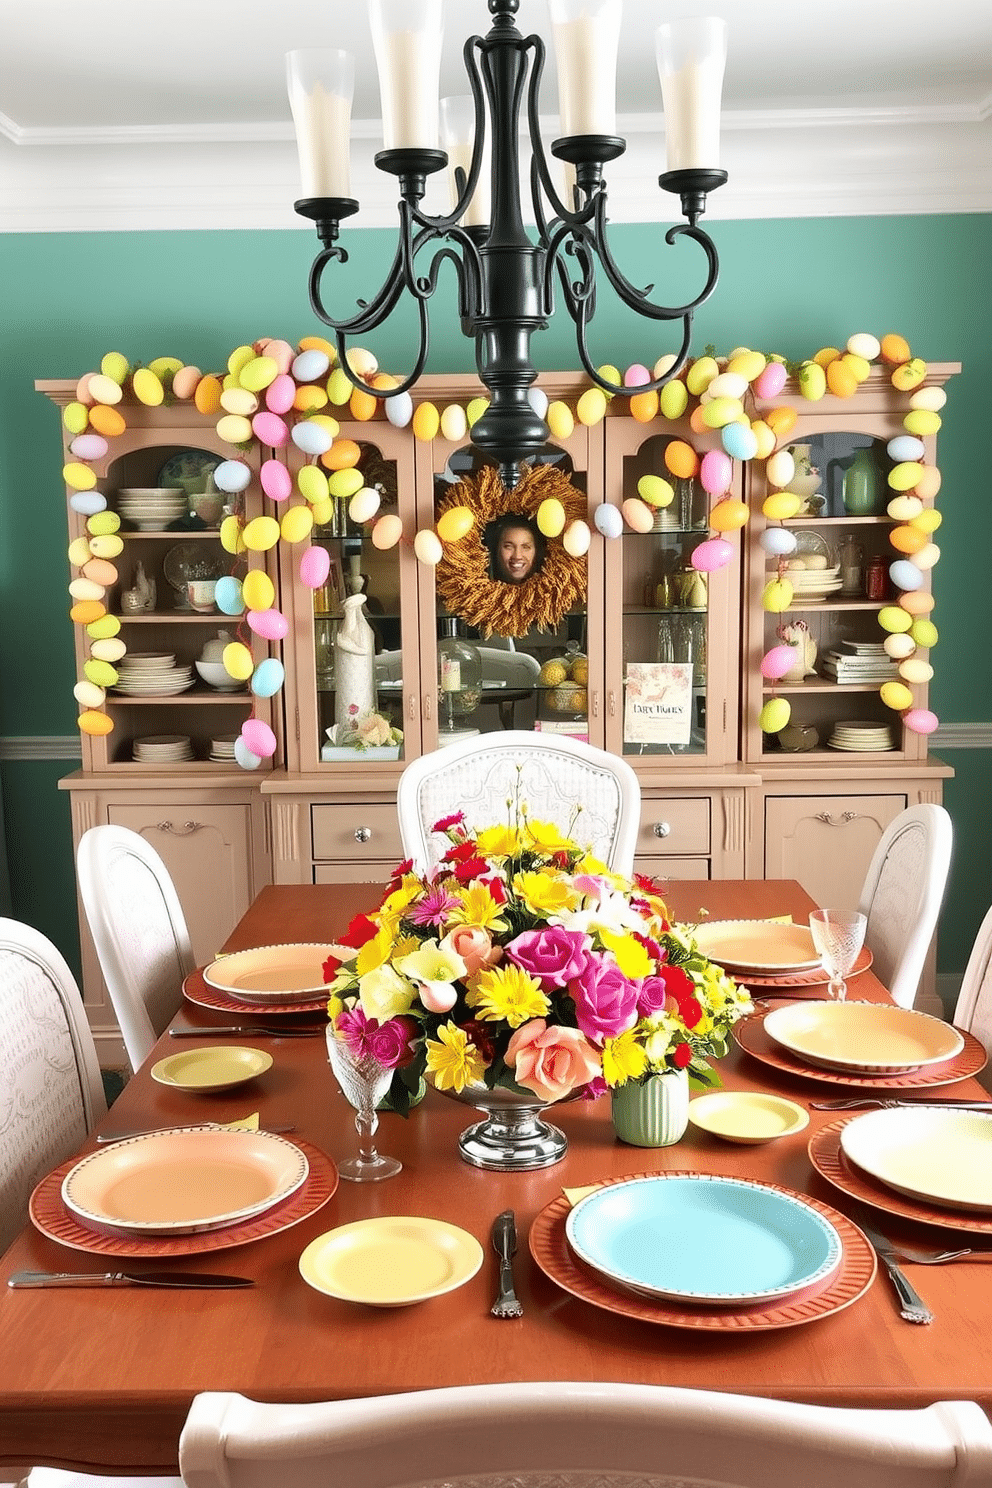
[2,0,991,231]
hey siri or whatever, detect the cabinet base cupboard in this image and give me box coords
[43,363,955,1054]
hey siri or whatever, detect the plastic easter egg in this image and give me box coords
[73,680,106,709]
[78,710,114,737]
[251,658,285,698]
[252,411,290,448]
[171,365,202,401]
[880,681,914,712]
[759,697,792,734]
[847,332,881,361]
[83,658,119,688]
[914,466,942,502]
[412,402,440,441]
[528,386,549,419]
[466,397,489,428]
[761,578,794,613]
[88,534,124,559]
[86,615,120,642]
[691,537,734,571]
[700,449,732,495]
[887,435,926,464]
[193,375,223,415]
[349,487,381,525]
[239,355,278,393]
[546,401,574,440]
[86,510,121,537]
[258,338,295,374]
[89,636,127,664]
[247,607,289,641]
[659,379,688,420]
[436,403,466,443]
[349,386,375,421]
[708,498,749,532]
[242,516,281,552]
[234,737,263,771]
[618,498,652,534]
[214,575,245,615]
[664,441,698,479]
[887,494,924,522]
[413,529,443,566]
[562,520,591,558]
[216,414,253,446]
[623,363,650,388]
[899,589,935,616]
[291,420,334,457]
[325,367,352,406]
[70,490,108,516]
[762,492,802,521]
[87,374,124,406]
[761,645,801,680]
[910,386,947,413]
[311,499,334,528]
[899,658,934,685]
[241,570,275,612]
[904,409,941,438]
[686,356,719,396]
[826,360,858,398]
[280,505,314,544]
[637,474,673,508]
[82,558,118,587]
[883,632,916,659]
[753,361,788,399]
[889,559,924,591]
[629,389,659,423]
[69,577,106,603]
[327,467,364,500]
[707,372,748,402]
[747,421,776,460]
[292,348,331,383]
[903,708,939,736]
[727,350,766,383]
[371,514,404,551]
[888,461,925,493]
[63,462,97,492]
[68,537,92,568]
[891,357,927,392]
[63,402,91,435]
[700,396,744,430]
[220,515,246,555]
[910,618,938,648]
[257,459,290,504]
[70,600,106,626]
[765,450,795,489]
[132,368,164,406]
[721,421,759,461]
[760,527,798,557]
[299,545,331,590]
[594,503,623,539]
[765,406,799,439]
[264,373,296,416]
[212,459,250,494]
[840,351,871,384]
[219,386,258,418]
[384,390,414,428]
[297,466,329,505]
[436,506,474,544]
[69,434,108,462]
[577,387,608,426]
[223,642,255,682]
[910,508,942,534]
[878,606,913,634]
[538,498,567,537]
[912,542,940,571]
[242,718,277,759]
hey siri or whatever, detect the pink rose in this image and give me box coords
[567,953,639,1043]
[505,926,591,992]
[440,925,503,976]
[505,1018,601,1102]
[367,1015,419,1068]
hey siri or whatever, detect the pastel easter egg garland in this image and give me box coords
[63,331,945,766]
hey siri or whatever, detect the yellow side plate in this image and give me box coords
[299,1217,484,1306]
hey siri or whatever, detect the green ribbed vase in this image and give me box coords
[611,1069,690,1147]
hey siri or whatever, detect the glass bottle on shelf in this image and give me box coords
[438,617,482,736]
[839,535,864,597]
[656,614,675,663]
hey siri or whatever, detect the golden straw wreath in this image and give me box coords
[435,463,587,637]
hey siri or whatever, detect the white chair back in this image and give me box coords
[76,825,195,1071]
[179,1383,992,1488]
[856,804,952,1009]
[953,900,992,1086]
[397,731,640,876]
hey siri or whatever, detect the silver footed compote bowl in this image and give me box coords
[809,909,868,1001]
[442,1082,570,1171]
[327,1029,402,1182]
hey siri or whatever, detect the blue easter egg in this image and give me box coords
[291,348,331,383]
[70,490,108,516]
[593,503,624,539]
[234,737,263,771]
[889,559,925,591]
[721,421,759,461]
[291,420,334,456]
[214,459,252,493]
[886,435,926,463]
[251,658,285,697]
[760,527,798,556]
[214,575,245,615]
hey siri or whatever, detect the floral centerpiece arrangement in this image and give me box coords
[323,809,752,1123]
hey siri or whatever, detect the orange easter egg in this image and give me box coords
[664,440,699,480]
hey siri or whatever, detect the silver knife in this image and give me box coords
[8,1270,253,1289]
[855,1219,934,1325]
[169,1025,324,1038]
[490,1210,523,1319]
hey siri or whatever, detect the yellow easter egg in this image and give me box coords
[749,421,777,460]
[886,494,924,522]
[73,680,106,709]
[132,367,164,406]
[413,529,443,565]
[88,534,124,559]
[889,525,928,555]
[686,356,719,396]
[223,642,255,681]
[86,510,121,536]
[798,361,827,400]
[370,373,399,394]
[242,516,280,552]
[67,537,92,568]
[63,462,97,491]
[227,345,256,378]
[78,710,114,737]
[727,350,766,382]
[63,402,90,435]
[349,386,378,422]
[89,637,127,664]
[87,373,124,405]
[883,632,917,659]
[891,358,927,391]
[327,368,354,405]
[466,397,489,428]
[637,474,674,508]
[219,386,259,417]
[86,614,121,639]
[759,697,792,734]
[658,379,689,420]
[372,514,404,550]
[412,402,440,441]
[910,618,938,648]
[888,461,925,492]
[348,487,381,525]
[709,498,750,532]
[537,498,566,537]
[310,499,334,528]
[147,356,182,381]
[546,401,574,440]
[242,569,276,610]
[598,363,622,391]
[327,467,364,500]
[910,508,942,534]
[904,409,941,437]
[826,360,858,398]
[220,515,246,555]
[298,334,336,358]
[439,403,468,442]
[294,384,328,412]
[83,658,119,688]
[899,589,935,616]
[701,396,744,430]
[100,351,130,384]
[309,414,340,441]
[762,492,802,521]
[899,657,933,685]
[765,405,798,438]
[621,498,654,533]
[216,414,253,445]
[762,578,794,613]
[577,386,608,426]
[436,506,475,544]
[880,681,914,712]
[297,465,329,504]
[239,355,279,392]
[69,577,105,603]
[840,351,871,384]
[878,606,913,634]
[194,375,223,415]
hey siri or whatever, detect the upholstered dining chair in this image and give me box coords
[396,731,641,876]
[178,1382,992,1488]
[856,803,953,1009]
[953,899,992,1088]
[76,825,195,1072]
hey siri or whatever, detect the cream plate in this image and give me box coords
[839,1106,992,1211]
[692,920,822,974]
[299,1217,484,1306]
[763,1001,964,1075]
[203,943,340,1000]
[61,1127,309,1236]
[150,1046,273,1093]
[687,1091,809,1144]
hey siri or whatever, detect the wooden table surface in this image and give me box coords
[2,879,991,1475]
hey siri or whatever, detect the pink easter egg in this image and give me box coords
[753,361,788,399]
[260,458,293,502]
[257,338,295,374]
[623,363,650,388]
[299,545,331,589]
[700,449,732,495]
[691,537,734,572]
[251,411,289,448]
[265,373,297,415]
[761,644,801,680]
[241,718,277,758]
[903,708,939,735]
[247,607,289,641]
[69,433,109,461]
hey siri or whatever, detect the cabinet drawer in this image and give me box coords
[311,804,403,863]
[636,798,710,857]
[634,856,710,881]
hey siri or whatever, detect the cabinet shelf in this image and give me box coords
[763,680,894,694]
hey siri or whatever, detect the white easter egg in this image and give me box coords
[414,529,443,565]
[214,459,252,493]
[69,578,106,602]
[528,386,549,419]
[69,434,108,461]
[889,559,925,591]
[70,491,108,516]
[562,520,591,557]
[385,390,414,428]
[887,435,926,464]
[440,404,468,442]
[292,348,331,383]
[89,637,127,663]
[765,450,795,489]
[760,528,798,557]
[883,632,917,659]
[292,420,334,456]
[73,679,106,709]
[593,503,623,539]
[349,487,381,524]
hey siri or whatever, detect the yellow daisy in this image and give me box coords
[355,923,394,976]
[448,881,509,932]
[475,824,521,858]
[425,1021,486,1092]
[465,964,549,1026]
[602,1031,649,1088]
[523,818,577,854]
[512,869,579,917]
[598,928,653,980]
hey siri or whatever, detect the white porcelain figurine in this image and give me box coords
[334,594,376,739]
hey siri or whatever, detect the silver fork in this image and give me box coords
[811,1098,992,1111]
[491,1210,523,1319]
[890,1245,989,1265]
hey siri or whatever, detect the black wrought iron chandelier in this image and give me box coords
[287,0,728,490]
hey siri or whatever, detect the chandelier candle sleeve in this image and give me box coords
[441,95,491,226]
[656,16,727,173]
[549,0,622,138]
[369,0,444,152]
[286,50,355,199]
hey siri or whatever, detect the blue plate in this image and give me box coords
[565,1175,842,1304]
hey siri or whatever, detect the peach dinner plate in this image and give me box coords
[691,920,822,975]
[763,1001,964,1075]
[202,943,339,1001]
[839,1106,992,1212]
[60,1127,309,1237]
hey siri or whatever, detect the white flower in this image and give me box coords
[395,939,467,1014]
[358,964,417,1022]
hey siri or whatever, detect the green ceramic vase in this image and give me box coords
[611,1068,690,1147]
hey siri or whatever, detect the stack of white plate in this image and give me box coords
[828,720,894,752]
[117,487,187,531]
[778,563,843,600]
[209,733,239,763]
[113,657,194,697]
[133,734,194,763]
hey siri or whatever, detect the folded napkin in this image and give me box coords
[222,1112,260,1132]
[562,1184,602,1207]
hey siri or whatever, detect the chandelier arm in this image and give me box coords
[307,236,410,339]
[593,194,720,324]
[541,216,597,320]
[328,290,432,403]
[524,35,592,230]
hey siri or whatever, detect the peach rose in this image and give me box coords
[440,925,503,977]
[505,1018,601,1102]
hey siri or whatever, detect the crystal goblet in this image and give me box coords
[327,1029,402,1182]
[809,909,868,1001]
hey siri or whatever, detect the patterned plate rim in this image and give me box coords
[734,1012,987,1089]
[730,945,873,989]
[183,968,328,1016]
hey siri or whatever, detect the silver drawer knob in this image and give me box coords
[354,827,373,844]
[653,821,671,839]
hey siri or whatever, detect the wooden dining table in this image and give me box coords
[2,878,991,1477]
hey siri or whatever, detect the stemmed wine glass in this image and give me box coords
[809,909,868,1001]
[327,1029,402,1182]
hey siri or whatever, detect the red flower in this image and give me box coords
[480,874,507,904]
[663,964,695,1002]
[340,912,379,949]
[444,840,478,863]
[678,995,703,1029]
[673,1041,692,1068]
[322,953,341,982]
[390,857,414,880]
[461,1018,498,1061]
[432,811,466,834]
[453,856,490,883]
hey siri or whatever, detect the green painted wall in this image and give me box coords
[1,215,989,979]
